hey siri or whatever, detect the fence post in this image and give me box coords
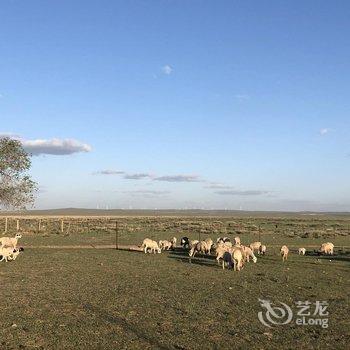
[61,220,64,233]
[259,225,261,242]
[115,221,119,250]
[38,219,41,233]
[4,217,8,234]
[16,219,20,231]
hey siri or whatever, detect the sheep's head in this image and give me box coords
[253,256,257,263]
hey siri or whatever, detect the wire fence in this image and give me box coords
[1,215,349,251]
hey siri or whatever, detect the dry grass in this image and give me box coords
[0,215,349,349]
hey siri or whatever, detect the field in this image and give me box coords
[1,211,349,349]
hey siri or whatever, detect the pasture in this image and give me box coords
[1,212,349,349]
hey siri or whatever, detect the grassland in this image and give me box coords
[0,212,349,349]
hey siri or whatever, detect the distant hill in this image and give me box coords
[0,208,349,218]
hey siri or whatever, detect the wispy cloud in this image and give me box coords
[319,128,329,135]
[0,132,20,139]
[215,190,270,196]
[154,174,200,182]
[0,133,92,156]
[92,170,125,175]
[123,173,152,180]
[204,182,234,189]
[92,169,202,183]
[161,65,173,75]
[121,190,170,195]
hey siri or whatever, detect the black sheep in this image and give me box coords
[222,251,233,270]
[180,237,190,249]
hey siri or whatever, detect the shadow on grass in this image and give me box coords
[168,247,350,269]
[83,304,171,350]
[314,251,350,263]
[168,248,218,268]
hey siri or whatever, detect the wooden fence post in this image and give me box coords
[61,220,64,233]
[38,219,41,233]
[16,219,20,231]
[115,221,119,250]
[4,217,8,234]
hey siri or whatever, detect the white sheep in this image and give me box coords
[259,245,267,255]
[190,240,199,248]
[189,241,210,258]
[159,240,172,251]
[241,245,257,263]
[0,247,20,262]
[320,242,334,255]
[234,236,241,246]
[0,233,22,249]
[215,243,230,265]
[249,241,262,254]
[280,245,289,262]
[298,248,306,255]
[231,247,245,271]
[171,237,177,248]
[204,238,213,254]
[141,238,161,254]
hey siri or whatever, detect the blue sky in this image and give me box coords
[1,0,349,211]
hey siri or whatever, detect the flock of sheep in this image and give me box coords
[141,236,336,271]
[0,233,23,262]
[0,232,335,269]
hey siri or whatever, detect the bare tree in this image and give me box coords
[0,137,37,209]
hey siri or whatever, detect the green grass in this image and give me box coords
[1,231,349,349]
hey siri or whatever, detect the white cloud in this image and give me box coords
[0,133,92,156]
[319,128,329,135]
[161,65,173,75]
[23,138,92,155]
